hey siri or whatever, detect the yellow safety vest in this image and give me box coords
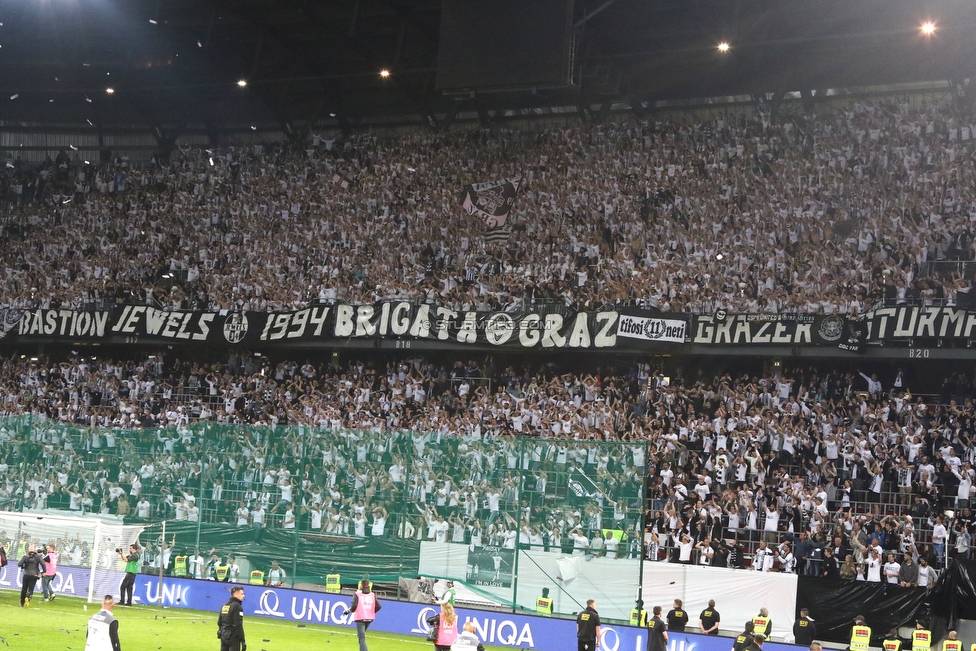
[249,570,265,585]
[325,574,341,594]
[753,616,771,636]
[215,565,229,581]
[630,609,648,626]
[173,556,188,577]
[943,641,963,651]
[884,639,903,651]
[852,625,873,651]
[536,597,553,615]
[913,630,932,651]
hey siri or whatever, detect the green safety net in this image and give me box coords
[1,415,647,612]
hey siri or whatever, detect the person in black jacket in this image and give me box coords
[733,621,755,651]
[647,606,669,651]
[666,599,689,632]
[217,586,246,651]
[821,548,840,579]
[17,545,44,607]
[793,608,816,646]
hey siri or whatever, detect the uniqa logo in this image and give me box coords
[1,567,77,593]
[599,626,621,651]
[144,581,189,606]
[254,589,285,617]
[411,606,437,634]
[463,616,535,647]
[289,597,350,625]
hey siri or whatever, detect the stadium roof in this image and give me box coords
[1,0,974,137]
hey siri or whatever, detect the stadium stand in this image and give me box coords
[0,350,972,580]
[2,99,976,316]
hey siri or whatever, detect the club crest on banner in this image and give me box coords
[223,313,249,343]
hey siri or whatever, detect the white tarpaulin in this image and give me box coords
[419,542,641,620]
[642,563,798,640]
[419,543,798,634]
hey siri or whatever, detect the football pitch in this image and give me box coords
[0,595,518,651]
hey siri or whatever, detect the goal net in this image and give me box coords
[0,510,146,603]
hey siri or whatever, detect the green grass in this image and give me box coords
[0,595,516,651]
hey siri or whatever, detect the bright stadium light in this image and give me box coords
[379,69,391,78]
[105,87,115,94]
[717,42,730,53]
[920,21,936,36]
[237,79,247,87]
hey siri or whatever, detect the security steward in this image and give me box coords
[576,599,601,651]
[85,595,122,651]
[793,608,816,646]
[943,631,962,651]
[217,586,246,651]
[173,553,188,577]
[753,607,772,639]
[733,622,756,651]
[850,615,872,651]
[536,588,553,615]
[699,599,720,635]
[630,599,648,627]
[647,606,669,651]
[667,599,689,632]
[883,628,904,651]
[912,620,931,651]
[747,634,767,651]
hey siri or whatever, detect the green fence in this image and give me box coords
[0,415,646,619]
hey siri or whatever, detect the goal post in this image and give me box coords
[0,510,146,603]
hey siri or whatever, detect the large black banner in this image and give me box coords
[692,313,853,347]
[5,304,976,351]
[7,303,621,349]
[690,306,976,349]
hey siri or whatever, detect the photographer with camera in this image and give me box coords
[117,544,140,606]
[17,544,45,607]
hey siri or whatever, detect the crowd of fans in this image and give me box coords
[2,97,976,315]
[3,90,976,586]
[1,350,975,581]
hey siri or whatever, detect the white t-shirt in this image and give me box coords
[883,561,901,584]
[866,556,882,582]
[434,520,449,543]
